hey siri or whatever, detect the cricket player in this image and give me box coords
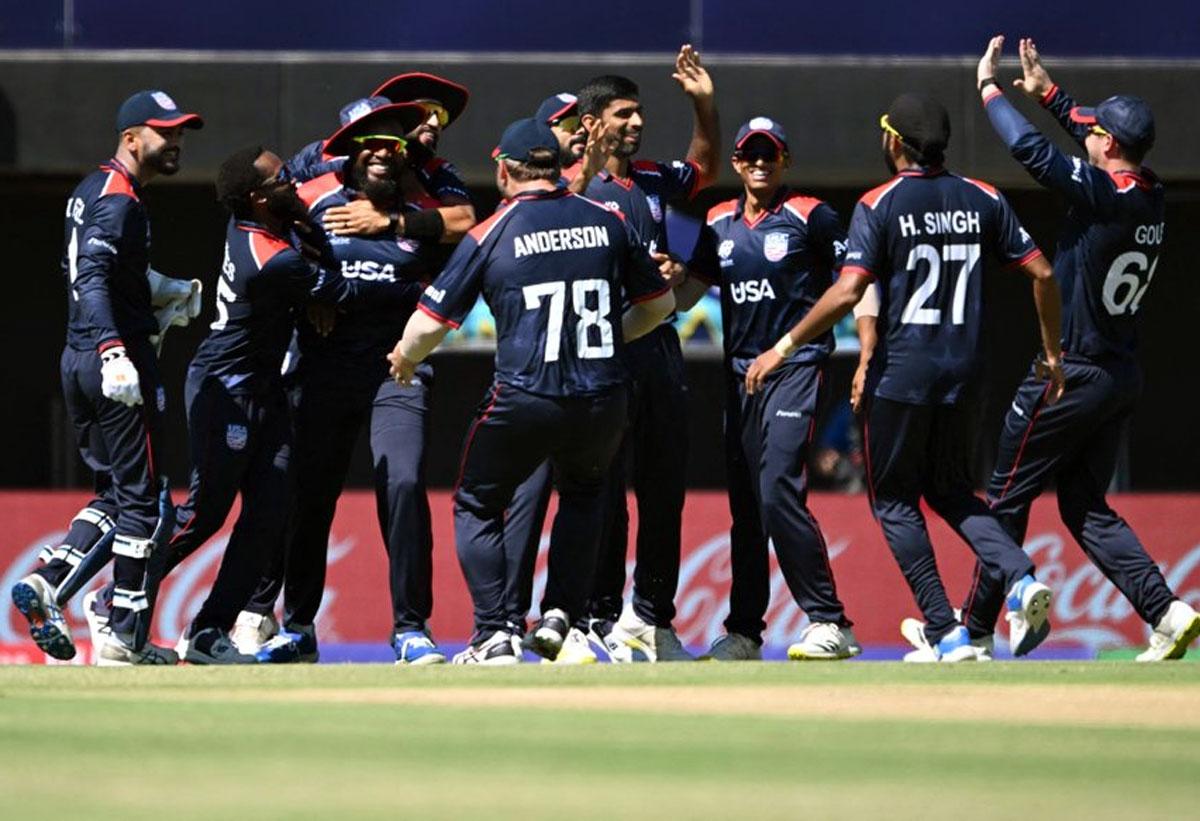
[951,36,1200,661]
[569,46,720,662]
[11,90,202,665]
[678,117,859,661]
[744,92,1065,662]
[387,118,675,664]
[240,102,450,665]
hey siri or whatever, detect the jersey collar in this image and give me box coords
[898,165,947,178]
[102,157,142,193]
[596,168,635,190]
[234,218,287,240]
[512,186,569,202]
[737,185,790,229]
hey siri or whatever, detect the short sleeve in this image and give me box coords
[417,235,487,328]
[621,218,670,304]
[993,192,1042,267]
[686,224,721,285]
[841,202,883,281]
[807,202,848,270]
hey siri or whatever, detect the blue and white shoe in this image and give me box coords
[256,634,301,663]
[902,616,993,660]
[1005,575,1052,657]
[392,630,446,666]
[11,574,76,660]
[280,622,320,663]
[902,623,982,663]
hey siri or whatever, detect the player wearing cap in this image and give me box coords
[388,118,675,664]
[744,93,1066,663]
[239,103,451,665]
[570,46,720,662]
[677,117,858,661]
[10,90,202,665]
[954,37,1200,661]
[317,74,477,245]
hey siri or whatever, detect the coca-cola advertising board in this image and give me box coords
[2,491,1197,662]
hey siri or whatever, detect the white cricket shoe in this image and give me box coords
[1005,575,1053,656]
[611,606,694,662]
[97,631,178,666]
[901,622,981,663]
[452,630,521,665]
[902,616,993,661]
[699,632,762,661]
[82,588,112,657]
[230,610,280,655]
[542,628,598,665]
[787,622,861,660]
[178,627,258,665]
[10,574,76,660]
[1136,600,1200,662]
[585,618,633,663]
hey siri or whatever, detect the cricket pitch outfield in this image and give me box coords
[1,663,1197,820]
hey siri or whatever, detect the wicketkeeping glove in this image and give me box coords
[99,345,143,407]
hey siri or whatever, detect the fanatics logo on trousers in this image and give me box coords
[225,424,248,451]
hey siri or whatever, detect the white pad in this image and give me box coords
[113,534,154,559]
[73,507,116,534]
[112,587,149,612]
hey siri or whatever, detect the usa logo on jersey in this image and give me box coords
[763,232,789,262]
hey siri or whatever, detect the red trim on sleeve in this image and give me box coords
[417,301,460,329]
[1039,84,1060,107]
[982,87,1004,105]
[960,175,1000,201]
[248,231,290,269]
[782,194,823,223]
[705,199,737,225]
[98,338,125,353]
[840,265,875,282]
[858,177,904,210]
[296,172,343,208]
[629,284,671,305]
[1004,249,1044,270]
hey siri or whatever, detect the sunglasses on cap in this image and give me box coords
[879,113,906,142]
[1088,124,1111,138]
[417,101,450,128]
[549,115,581,133]
[351,134,408,152]
[253,163,292,191]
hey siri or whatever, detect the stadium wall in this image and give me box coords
[2,490,1197,661]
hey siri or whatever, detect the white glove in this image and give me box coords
[148,269,203,321]
[99,345,143,407]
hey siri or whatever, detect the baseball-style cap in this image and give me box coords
[338,96,392,126]
[371,72,470,127]
[884,93,950,158]
[734,116,789,153]
[115,90,203,132]
[536,93,579,124]
[323,102,428,157]
[1070,95,1155,154]
[494,117,560,164]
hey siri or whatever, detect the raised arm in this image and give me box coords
[672,44,720,188]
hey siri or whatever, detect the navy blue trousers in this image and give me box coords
[724,362,849,641]
[155,367,293,635]
[503,461,553,633]
[45,342,168,640]
[865,395,1034,644]
[247,367,433,633]
[961,356,1175,637]
[588,325,688,626]
[454,382,627,638]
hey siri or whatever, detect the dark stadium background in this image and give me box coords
[2,1,1197,490]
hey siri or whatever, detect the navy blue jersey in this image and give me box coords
[294,171,432,383]
[287,144,469,208]
[843,168,1041,405]
[62,159,157,351]
[189,219,343,395]
[418,188,669,397]
[285,140,343,182]
[583,159,702,255]
[689,187,846,371]
[985,85,1166,361]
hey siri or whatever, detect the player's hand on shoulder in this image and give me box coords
[672,44,714,101]
[1014,37,1054,100]
[324,199,391,236]
[99,345,142,407]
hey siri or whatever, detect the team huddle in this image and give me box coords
[12,37,1200,666]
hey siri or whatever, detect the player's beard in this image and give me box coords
[350,154,401,209]
[615,125,641,158]
[144,144,181,176]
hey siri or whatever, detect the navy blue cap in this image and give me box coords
[734,116,789,153]
[338,96,392,126]
[536,93,578,124]
[115,90,203,132]
[1070,95,1155,153]
[495,117,560,163]
[322,102,428,157]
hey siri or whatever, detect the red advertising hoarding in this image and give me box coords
[2,491,1197,661]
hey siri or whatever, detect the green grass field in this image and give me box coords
[2,663,1197,820]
